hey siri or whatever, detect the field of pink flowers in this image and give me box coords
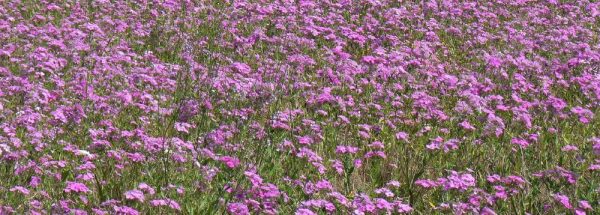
[1,0,600,214]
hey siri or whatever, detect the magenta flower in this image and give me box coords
[174,122,193,133]
[227,202,250,215]
[1,0,600,213]
[561,145,578,152]
[571,107,594,124]
[138,183,156,195]
[149,199,181,211]
[64,182,90,193]
[395,132,409,142]
[396,202,413,213]
[295,208,316,215]
[9,186,30,195]
[553,193,572,209]
[113,206,140,215]
[219,156,240,168]
[510,138,530,149]
[415,179,439,189]
[51,109,68,123]
[440,171,476,191]
[335,145,359,154]
[124,189,145,202]
[578,200,592,210]
[480,207,496,215]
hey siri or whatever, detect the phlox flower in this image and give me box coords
[124,189,145,202]
[149,199,181,211]
[113,206,140,215]
[64,182,90,193]
[553,193,572,209]
[228,202,250,215]
[220,156,241,168]
[9,186,30,195]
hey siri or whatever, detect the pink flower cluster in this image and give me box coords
[0,0,598,214]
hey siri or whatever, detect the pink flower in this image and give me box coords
[51,108,68,123]
[174,122,193,133]
[459,121,476,131]
[9,186,30,195]
[369,141,385,149]
[150,199,181,211]
[219,156,240,168]
[480,207,496,215]
[553,193,572,209]
[244,170,264,186]
[571,107,594,124]
[296,208,316,215]
[124,189,145,202]
[579,200,592,210]
[395,201,413,213]
[297,136,314,145]
[441,171,476,191]
[575,209,586,215]
[335,145,359,154]
[415,179,438,188]
[138,183,156,195]
[561,145,578,152]
[395,132,409,142]
[485,54,502,68]
[510,138,530,148]
[227,202,250,215]
[113,206,140,215]
[64,182,90,193]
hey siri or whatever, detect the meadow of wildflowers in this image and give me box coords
[0,0,599,214]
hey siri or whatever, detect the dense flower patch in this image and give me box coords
[0,0,599,214]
